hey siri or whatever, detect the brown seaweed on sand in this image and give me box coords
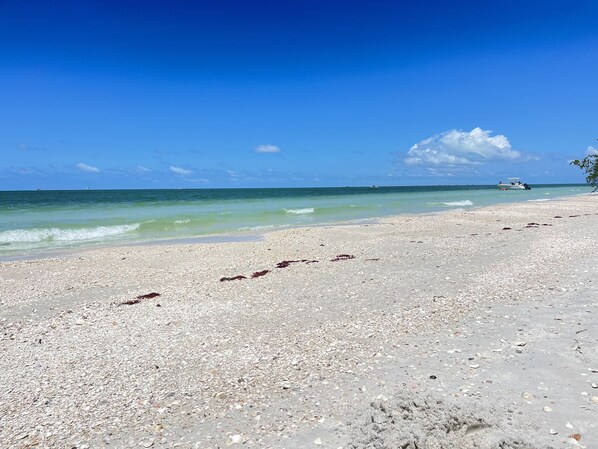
[251,270,270,278]
[331,254,356,261]
[137,292,161,300]
[276,259,318,268]
[501,227,512,230]
[276,259,306,269]
[220,275,247,282]
[120,292,161,306]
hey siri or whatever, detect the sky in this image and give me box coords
[1,0,597,190]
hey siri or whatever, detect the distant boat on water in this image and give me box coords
[498,178,531,190]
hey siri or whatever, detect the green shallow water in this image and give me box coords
[0,184,590,258]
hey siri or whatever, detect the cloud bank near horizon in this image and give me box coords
[405,128,532,174]
[169,166,192,175]
[76,162,100,173]
[255,144,280,153]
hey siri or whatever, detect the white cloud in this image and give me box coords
[586,146,598,156]
[405,128,528,170]
[76,162,100,173]
[170,166,193,175]
[135,165,151,173]
[255,144,280,153]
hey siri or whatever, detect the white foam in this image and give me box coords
[238,225,277,231]
[439,200,473,207]
[0,224,140,244]
[284,207,315,215]
[528,198,551,202]
[174,219,190,224]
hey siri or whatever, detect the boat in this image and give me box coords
[497,178,531,190]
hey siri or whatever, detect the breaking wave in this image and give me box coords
[442,200,473,206]
[0,224,140,244]
[284,207,315,215]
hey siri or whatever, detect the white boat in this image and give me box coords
[498,178,531,190]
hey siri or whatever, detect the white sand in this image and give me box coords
[1,195,597,448]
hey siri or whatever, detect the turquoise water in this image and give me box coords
[0,184,590,258]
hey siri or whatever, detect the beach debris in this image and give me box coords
[554,215,563,218]
[275,259,317,268]
[543,406,552,412]
[590,396,598,403]
[542,223,553,226]
[501,227,512,230]
[314,438,323,446]
[220,275,247,282]
[230,434,243,444]
[521,392,535,401]
[527,222,540,226]
[120,292,162,305]
[276,259,301,268]
[566,422,574,429]
[569,215,580,218]
[137,292,161,300]
[251,270,270,278]
[366,258,381,261]
[549,429,558,435]
[569,433,582,441]
[331,254,356,261]
[591,382,598,388]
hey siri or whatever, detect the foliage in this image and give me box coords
[570,153,598,191]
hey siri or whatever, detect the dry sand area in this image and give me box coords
[1,194,598,448]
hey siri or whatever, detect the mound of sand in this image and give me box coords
[349,393,553,449]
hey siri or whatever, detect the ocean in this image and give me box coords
[0,184,590,258]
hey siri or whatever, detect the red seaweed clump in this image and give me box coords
[331,254,356,261]
[276,260,303,269]
[120,292,161,306]
[276,259,318,268]
[137,292,161,299]
[220,275,247,282]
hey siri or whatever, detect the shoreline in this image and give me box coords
[1,194,597,447]
[1,191,590,263]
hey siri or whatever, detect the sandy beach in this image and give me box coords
[1,194,597,448]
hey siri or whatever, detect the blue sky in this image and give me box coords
[1,0,597,190]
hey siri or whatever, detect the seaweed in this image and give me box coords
[276,260,304,269]
[251,270,270,278]
[501,227,512,230]
[137,292,161,299]
[220,275,247,282]
[331,254,356,261]
[120,291,161,306]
